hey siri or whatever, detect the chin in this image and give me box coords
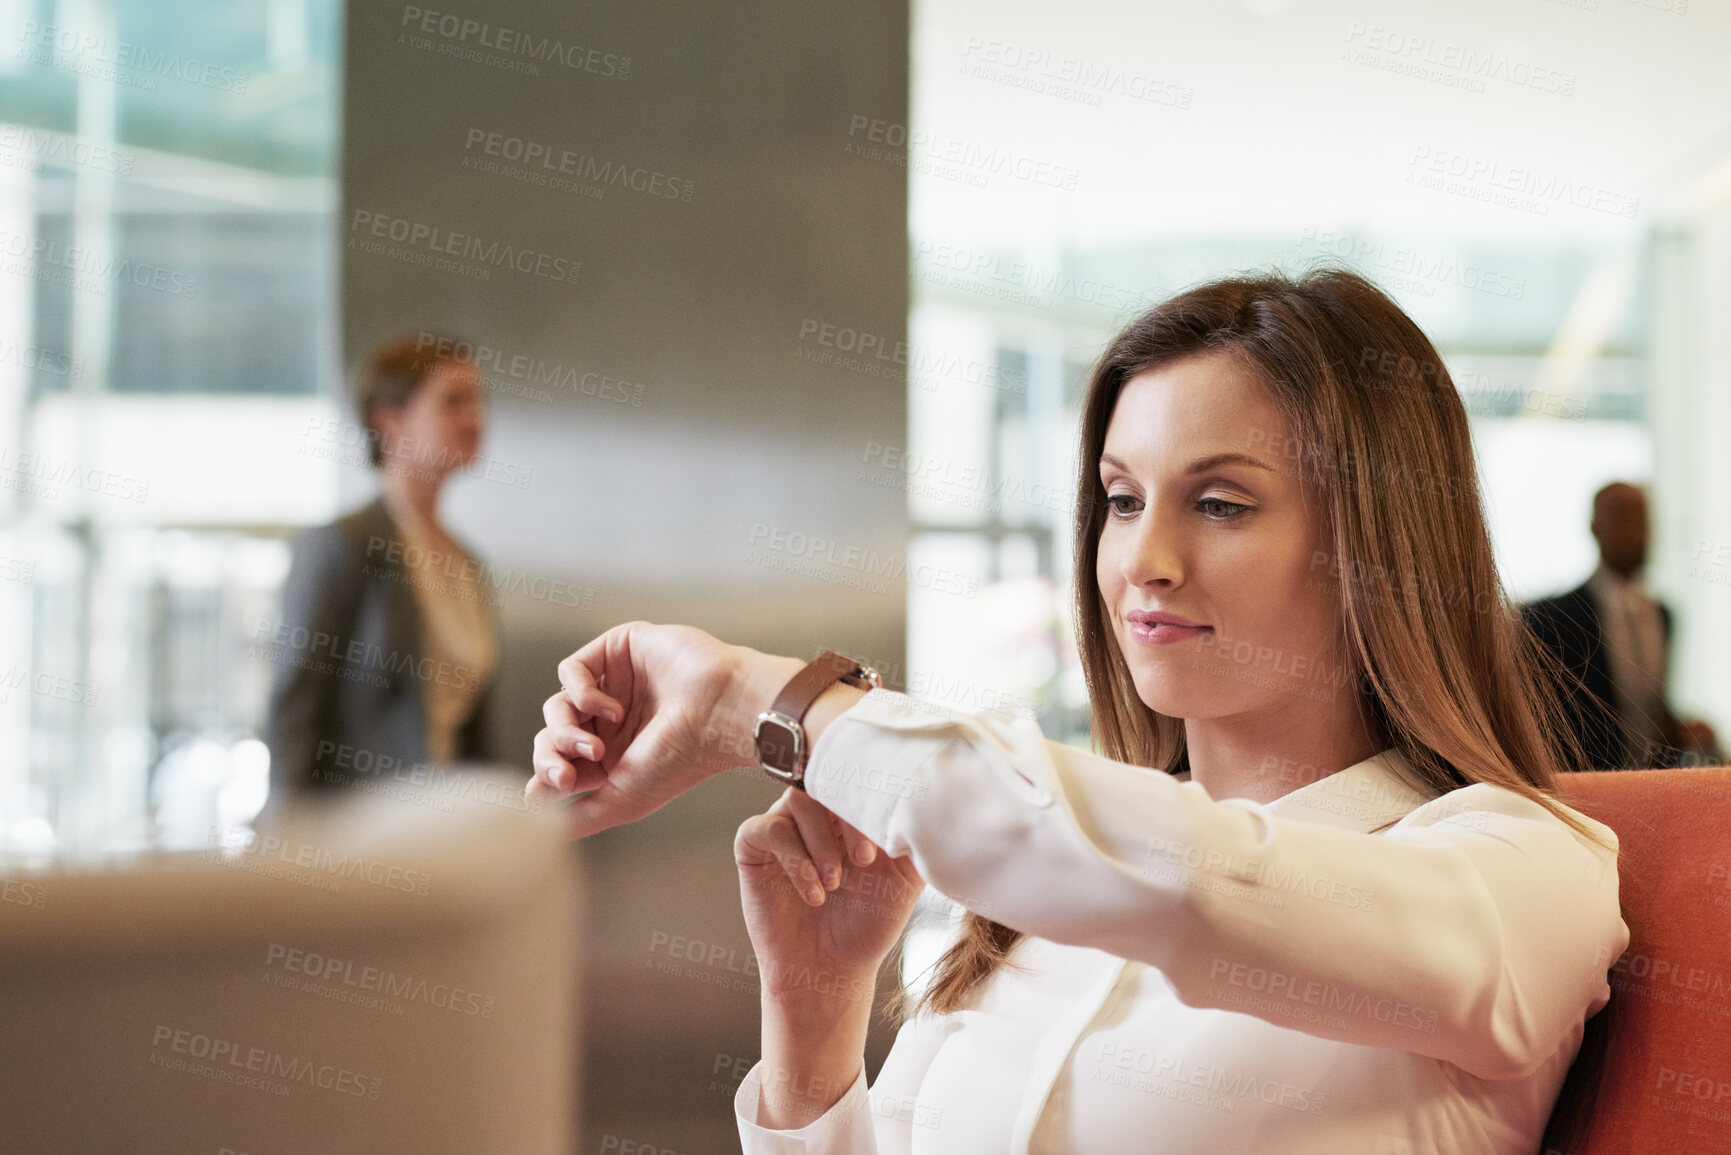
[1125,663,1215,722]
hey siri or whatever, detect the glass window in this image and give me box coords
[0,0,341,855]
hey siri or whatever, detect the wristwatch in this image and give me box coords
[755,651,882,790]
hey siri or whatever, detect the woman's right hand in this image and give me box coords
[529,621,804,837]
[736,787,926,1006]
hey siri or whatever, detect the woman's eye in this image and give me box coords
[1106,494,1140,516]
[1197,498,1250,519]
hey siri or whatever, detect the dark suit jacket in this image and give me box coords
[264,497,497,802]
[1522,581,1676,770]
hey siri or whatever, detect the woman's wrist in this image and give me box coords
[756,979,875,1129]
[727,647,805,748]
[737,647,808,718]
[720,647,873,777]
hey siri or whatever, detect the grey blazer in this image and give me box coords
[264,497,498,802]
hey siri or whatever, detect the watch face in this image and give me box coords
[754,713,803,778]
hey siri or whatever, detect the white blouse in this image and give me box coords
[733,689,1628,1155]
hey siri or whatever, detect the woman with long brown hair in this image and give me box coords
[530,269,1627,1153]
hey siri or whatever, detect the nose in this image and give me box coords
[1120,499,1185,590]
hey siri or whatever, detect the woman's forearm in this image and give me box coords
[755,980,877,1130]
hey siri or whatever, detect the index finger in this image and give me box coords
[832,810,879,868]
[557,627,630,724]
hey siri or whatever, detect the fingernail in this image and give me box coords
[823,865,841,889]
[801,861,818,882]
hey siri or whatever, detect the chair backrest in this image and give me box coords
[0,769,579,1155]
[1556,767,1731,1153]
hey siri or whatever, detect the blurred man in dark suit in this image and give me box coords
[1523,482,1719,769]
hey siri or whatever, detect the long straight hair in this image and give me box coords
[890,268,1615,1146]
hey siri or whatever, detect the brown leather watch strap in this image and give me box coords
[770,650,868,723]
[757,651,880,789]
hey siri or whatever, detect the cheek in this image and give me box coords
[1205,524,1329,642]
[1256,544,1340,654]
[1095,533,1125,602]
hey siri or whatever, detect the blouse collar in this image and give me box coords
[1263,748,1432,833]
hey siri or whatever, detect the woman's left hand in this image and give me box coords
[736,787,925,1003]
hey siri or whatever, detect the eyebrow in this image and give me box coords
[1098,452,1277,475]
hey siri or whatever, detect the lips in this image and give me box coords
[1125,608,1210,646]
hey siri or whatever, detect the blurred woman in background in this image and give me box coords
[265,334,499,806]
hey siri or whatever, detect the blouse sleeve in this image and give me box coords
[734,1006,955,1155]
[801,689,1629,1083]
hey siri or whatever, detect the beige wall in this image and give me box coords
[342,2,909,1148]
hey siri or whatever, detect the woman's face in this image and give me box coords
[1095,351,1348,722]
[376,360,486,479]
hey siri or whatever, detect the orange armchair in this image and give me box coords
[1557,767,1731,1153]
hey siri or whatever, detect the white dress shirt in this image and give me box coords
[734,689,1628,1155]
[1586,564,1670,760]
